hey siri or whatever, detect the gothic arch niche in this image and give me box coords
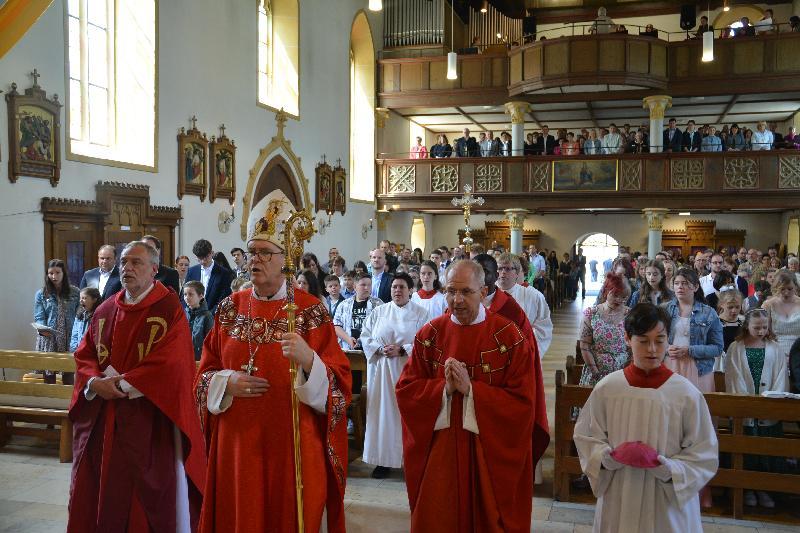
[241,111,311,240]
[253,155,301,209]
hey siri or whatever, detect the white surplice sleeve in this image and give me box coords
[433,385,478,434]
[294,352,330,414]
[657,390,719,506]
[573,386,617,498]
[531,289,553,355]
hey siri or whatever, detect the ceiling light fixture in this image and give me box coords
[679,211,691,216]
[701,1,714,62]
[447,0,458,80]
[723,0,730,11]
[481,1,488,13]
[368,0,382,11]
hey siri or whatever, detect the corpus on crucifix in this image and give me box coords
[451,184,484,253]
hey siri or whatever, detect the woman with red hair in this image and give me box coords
[579,272,631,386]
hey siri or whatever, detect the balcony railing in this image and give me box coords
[376,151,800,211]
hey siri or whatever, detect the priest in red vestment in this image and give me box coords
[68,241,206,533]
[474,253,550,468]
[195,189,351,533]
[396,260,535,533]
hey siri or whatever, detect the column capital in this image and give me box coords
[642,208,669,230]
[375,107,390,129]
[504,208,528,230]
[504,101,531,125]
[642,95,672,120]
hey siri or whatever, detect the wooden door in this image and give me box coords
[44,220,98,287]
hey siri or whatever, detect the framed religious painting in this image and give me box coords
[552,159,618,192]
[5,71,62,186]
[315,159,333,214]
[209,125,236,204]
[333,160,346,215]
[177,116,208,201]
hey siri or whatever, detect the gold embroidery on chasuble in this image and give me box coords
[217,296,331,343]
[96,318,109,365]
[137,316,168,361]
[415,321,525,385]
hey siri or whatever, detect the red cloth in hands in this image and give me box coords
[610,441,661,468]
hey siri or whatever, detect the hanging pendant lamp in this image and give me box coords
[447,0,458,79]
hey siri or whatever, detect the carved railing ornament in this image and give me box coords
[474,164,502,192]
[779,155,800,189]
[724,157,758,189]
[387,164,415,193]
[621,160,642,190]
[528,162,549,192]
[431,164,459,193]
[670,159,704,190]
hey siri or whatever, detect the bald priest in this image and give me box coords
[396,260,536,533]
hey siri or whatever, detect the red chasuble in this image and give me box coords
[194,289,351,533]
[488,289,550,465]
[396,312,535,533]
[68,282,206,533]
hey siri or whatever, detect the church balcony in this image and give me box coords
[378,32,800,108]
[375,151,800,213]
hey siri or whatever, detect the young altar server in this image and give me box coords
[574,302,719,533]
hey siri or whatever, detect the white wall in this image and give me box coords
[0,0,382,349]
[420,212,785,257]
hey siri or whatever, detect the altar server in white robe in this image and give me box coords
[496,253,553,355]
[410,260,448,319]
[360,272,430,478]
[574,303,718,533]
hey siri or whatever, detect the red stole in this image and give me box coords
[68,282,206,533]
[397,312,535,533]
[416,288,438,299]
[195,289,352,533]
[623,363,673,388]
[488,290,550,465]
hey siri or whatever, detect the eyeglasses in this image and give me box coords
[445,288,479,298]
[247,248,283,262]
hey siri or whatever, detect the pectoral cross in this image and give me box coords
[241,360,258,375]
[451,184,484,253]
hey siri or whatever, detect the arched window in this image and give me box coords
[258,0,299,116]
[349,11,375,202]
[66,0,156,169]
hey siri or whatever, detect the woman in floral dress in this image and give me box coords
[579,272,631,386]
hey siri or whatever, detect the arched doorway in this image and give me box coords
[253,154,302,209]
[577,233,619,295]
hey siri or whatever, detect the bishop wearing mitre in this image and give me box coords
[194,189,351,533]
[396,260,536,533]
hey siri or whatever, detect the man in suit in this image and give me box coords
[369,248,393,303]
[662,118,682,153]
[379,240,399,274]
[141,235,181,294]
[453,128,479,157]
[79,244,122,300]
[682,120,702,152]
[574,247,587,300]
[185,238,234,313]
[536,125,556,155]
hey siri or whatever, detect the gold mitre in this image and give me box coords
[246,189,294,249]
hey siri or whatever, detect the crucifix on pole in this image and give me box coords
[451,184,484,253]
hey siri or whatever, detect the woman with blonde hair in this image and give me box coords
[762,270,800,357]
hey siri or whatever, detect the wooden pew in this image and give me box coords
[565,355,584,385]
[553,369,800,521]
[345,350,368,450]
[0,350,75,462]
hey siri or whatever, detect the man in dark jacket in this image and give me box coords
[79,244,122,300]
[141,235,181,294]
[185,238,234,313]
[662,118,683,152]
[454,128,479,157]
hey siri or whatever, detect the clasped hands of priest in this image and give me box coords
[226,332,315,398]
[601,441,672,481]
[444,357,471,396]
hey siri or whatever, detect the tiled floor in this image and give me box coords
[0,296,796,532]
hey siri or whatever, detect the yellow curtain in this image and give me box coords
[0,0,55,59]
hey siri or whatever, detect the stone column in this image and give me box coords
[504,101,531,156]
[505,208,528,254]
[643,208,669,258]
[642,95,672,153]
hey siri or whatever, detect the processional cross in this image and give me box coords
[451,184,484,253]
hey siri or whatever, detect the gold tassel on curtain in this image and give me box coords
[0,0,55,59]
